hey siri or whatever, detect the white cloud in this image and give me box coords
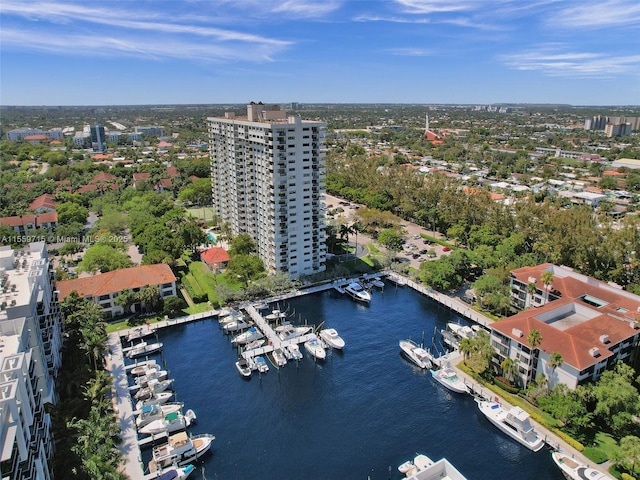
[552,0,640,28]
[394,0,474,15]
[386,47,435,56]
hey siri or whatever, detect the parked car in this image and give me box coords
[442,247,451,252]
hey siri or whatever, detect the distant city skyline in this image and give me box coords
[1,0,639,106]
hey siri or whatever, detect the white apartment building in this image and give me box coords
[0,242,63,480]
[208,103,327,278]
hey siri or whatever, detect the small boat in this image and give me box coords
[399,339,432,369]
[447,322,475,340]
[129,360,158,376]
[152,432,215,469]
[155,464,195,480]
[370,277,385,289]
[477,400,545,452]
[134,379,174,400]
[135,402,184,428]
[430,365,468,394]
[286,343,303,360]
[272,348,287,367]
[135,369,168,387]
[551,451,614,480]
[232,327,264,345]
[126,327,155,342]
[255,356,269,373]
[278,325,311,342]
[274,322,293,333]
[219,310,242,325]
[136,391,173,410]
[235,358,252,377]
[319,328,345,349]
[265,309,287,322]
[139,410,196,436]
[344,282,372,303]
[243,339,266,351]
[127,341,163,359]
[222,316,250,333]
[304,335,326,361]
[398,454,434,477]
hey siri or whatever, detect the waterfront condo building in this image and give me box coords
[0,242,64,480]
[208,103,327,278]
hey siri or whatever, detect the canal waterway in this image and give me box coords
[133,283,564,479]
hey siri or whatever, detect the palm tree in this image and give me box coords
[501,357,518,385]
[526,329,543,388]
[548,351,564,390]
[526,282,538,308]
[620,435,640,475]
[541,270,554,304]
[458,337,473,364]
[139,285,160,313]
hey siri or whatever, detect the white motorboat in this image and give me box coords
[398,454,434,477]
[552,451,614,480]
[222,316,250,333]
[265,309,287,322]
[235,358,252,377]
[319,328,345,349]
[447,322,474,340]
[430,366,468,394]
[152,432,215,469]
[272,348,287,367]
[219,310,242,325]
[135,402,184,428]
[274,322,293,333]
[304,335,326,361]
[344,282,372,303]
[154,464,195,480]
[135,369,168,387]
[255,356,269,373]
[134,379,174,400]
[126,341,163,359]
[278,325,311,342]
[286,343,303,360]
[370,277,385,289]
[129,360,158,376]
[399,339,433,369]
[243,339,266,351]
[136,391,173,410]
[232,327,264,345]
[139,410,196,436]
[477,400,545,452]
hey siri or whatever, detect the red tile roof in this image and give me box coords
[56,263,176,300]
[200,247,230,264]
[29,193,57,212]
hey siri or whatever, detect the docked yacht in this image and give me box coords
[278,325,311,342]
[477,400,545,452]
[265,309,287,322]
[243,339,266,351]
[134,379,174,400]
[398,454,434,477]
[430,365,468,394]
[154,464,195,480]
[370,277,385,289]
[222,316,250,333]
[235,357,252,377]
[255,356,269,373]
[272,348,287,367]
[136,391,173,410]
[135,402,184,428]
[551,451,614,480]
[129,360,158,376]
[319,328,345,349]
[447,322,475,340]
[139,410,196,436]
[126,341,164,359]
[135,369,168,387]
[285,343,303,360]
[151,431,215,469]
[399,339,433,369]
[304,335,326,361]
[231,327,264,345]
[344,282,372,303]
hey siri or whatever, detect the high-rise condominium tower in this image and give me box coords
[208,103,327,279]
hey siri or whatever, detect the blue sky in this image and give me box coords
[1,0,639,106]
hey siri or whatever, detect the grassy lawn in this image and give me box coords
[419,234,456,249]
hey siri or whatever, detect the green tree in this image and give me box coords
[114,289,138,315]
[162,295,184,318]
[593,362,640,436]
[620,435,640,475]
[229,233,257,256]
[226,254,265,286]
[57,201,89,225]
[377,228,403,251]
[541,270,554,304]
[548,351,564,389]
[77,244,133,274]
[501,357,518,384]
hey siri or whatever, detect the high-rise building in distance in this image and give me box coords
[208,103,327,278]
[90,123,106,152]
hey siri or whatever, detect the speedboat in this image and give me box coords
[129,360,158,376]
[265,309,287,322]
[222,316,250,333]
[398,454,434,477]
[154,464,195,480]
[136,391,173,410]
[255,356,269,373]
[126,341,163,359]
[551,451,614,480]
[304,335,326,361]
[278,325,311,342]
[430,365,468,394]
[477,400,545,452]
[447,322,474,340]
[272,348,287,367]
[274,322,293,333]
[370,277,385,289]
[134,379,174,400]
[344,282,372,303]
[399,339,433,369]
[139,410,196,436]
[232,327,264,345]
[135,402,184,428]
[235,358,252,377]
[286,343,303,360]
[152,432,215,469]
[219,310,242,325]
[319,328,345,349]
[243,339,266,351]
[135,369,168,387]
